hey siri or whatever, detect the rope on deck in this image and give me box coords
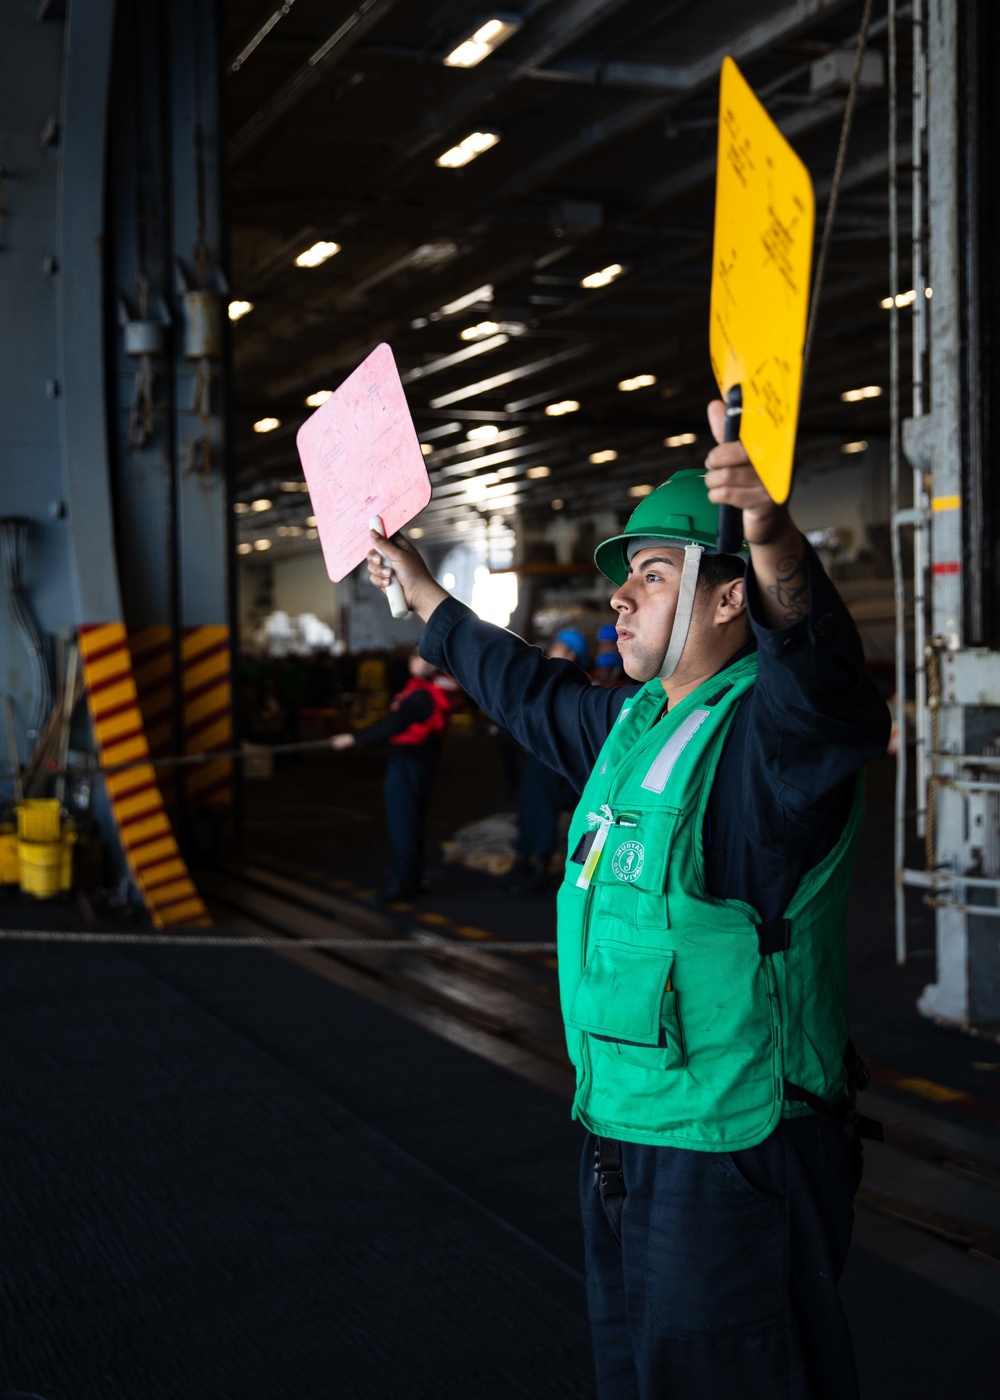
[0,928,556,953]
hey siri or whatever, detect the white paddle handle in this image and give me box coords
[369,516,409,619]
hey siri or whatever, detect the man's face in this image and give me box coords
[609,545,688,682]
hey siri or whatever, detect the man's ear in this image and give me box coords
[718,576,746,622]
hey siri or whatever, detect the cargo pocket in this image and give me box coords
[568,941,686,1070]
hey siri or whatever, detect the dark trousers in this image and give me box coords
[383,743,438,892]
[579,1115,860,1400]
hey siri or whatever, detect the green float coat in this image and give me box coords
[556,650,865,1151]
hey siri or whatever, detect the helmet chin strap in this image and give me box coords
[658,544,703,681]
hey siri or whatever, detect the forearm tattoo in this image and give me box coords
[766,553,809,626]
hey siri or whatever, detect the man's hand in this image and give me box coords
[367,529,449,623]
[704,399,791,547]
[331,732,356,751]
[703,399,809,630]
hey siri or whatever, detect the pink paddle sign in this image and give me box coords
[295,342,431,582]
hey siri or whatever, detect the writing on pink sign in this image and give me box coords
[295,343,431,582]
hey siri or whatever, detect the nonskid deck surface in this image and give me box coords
[1,915,999,1399]
[1,741,999,1395]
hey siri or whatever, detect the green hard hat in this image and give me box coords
[593,469,748,585]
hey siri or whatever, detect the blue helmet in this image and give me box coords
[597,623,618,643]
[554,628,589,668]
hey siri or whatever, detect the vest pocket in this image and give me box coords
[568,942,686,1071]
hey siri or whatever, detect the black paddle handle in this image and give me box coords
[716,383,744,556]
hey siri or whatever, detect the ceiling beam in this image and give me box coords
[487,0,859,211]
[378,0,635,182]
[229,0,406,163]
[427,344,591,408]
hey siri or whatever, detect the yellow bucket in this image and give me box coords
[0,825,18,885]
[16,799,62,843]
[18,837,69,899]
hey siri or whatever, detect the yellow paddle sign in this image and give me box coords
[709,57,815,505]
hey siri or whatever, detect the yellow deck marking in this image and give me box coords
[931,495,961,512]
[895,1075,968,1104]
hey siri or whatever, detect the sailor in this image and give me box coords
[332,647,451,902]
[365,400,889,1398]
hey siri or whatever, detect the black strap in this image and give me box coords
[595,1137,626,1235]
[784,1040,884,1142]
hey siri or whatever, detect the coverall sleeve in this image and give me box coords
[353,689,434,746]
[420,597,633,790]
[737,539,891,850]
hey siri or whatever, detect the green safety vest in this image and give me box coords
[556,651,865,1152]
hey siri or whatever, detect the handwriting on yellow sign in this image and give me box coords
[709,57,815,505]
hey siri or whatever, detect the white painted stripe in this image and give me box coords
[640,708,712,794]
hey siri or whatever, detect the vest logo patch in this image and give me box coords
[611,840,644,882]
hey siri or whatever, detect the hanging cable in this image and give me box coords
[800,0,875,391]
[887,0,909,966]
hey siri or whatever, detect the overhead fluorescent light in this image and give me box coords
[444,15,522,68]
[664,432,697,448]
[840,385,882,402]
[545,400,580,416]
[618,374,656,392]
[420,442,434,456]
[841,440,869,454]
[237,542,252,555]
[253,417,280,433]
[409,527,424,539]
[466,477,495,502]
[306,528,318,539]
[436,130,500,169]
[581,263,623,290]
[438,284,494,316]
[294,240,340,268]
[551,499,565,510]
[467,424,502,443]
[589,449,618,464]
[251,498,272,512]
[281,481,310,492]
[460,320,500,341]
[527,465,550,479]
[629,484,654,497]
[253,538,272,551]
[228,299,253,321]
[305,389,333,407]
[305,515,317,527]
[234,502,250,514]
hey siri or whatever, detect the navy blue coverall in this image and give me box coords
[418,542,890,1400]
[354,687,440,897]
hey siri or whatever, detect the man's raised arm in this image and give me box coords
[703,398,809,631]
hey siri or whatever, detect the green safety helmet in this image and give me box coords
[594,469,748,585]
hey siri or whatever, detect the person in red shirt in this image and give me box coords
[332,647,451,902]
